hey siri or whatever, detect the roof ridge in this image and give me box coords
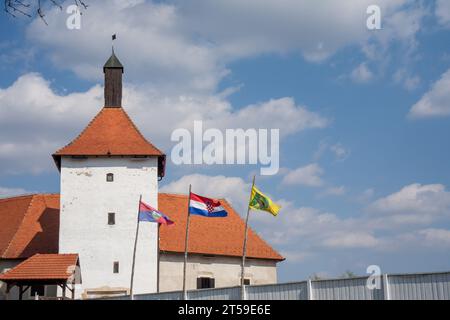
[2,195,36,258]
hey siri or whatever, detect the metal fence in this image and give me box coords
[101,271,450,300]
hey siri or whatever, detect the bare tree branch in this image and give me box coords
[4,0,88,23]
[74,0,87,10]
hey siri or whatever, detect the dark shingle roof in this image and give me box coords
[103,51,123,72]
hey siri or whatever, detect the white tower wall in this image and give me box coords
[59,157,159,298]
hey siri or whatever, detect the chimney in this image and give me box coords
[103,49,124,108]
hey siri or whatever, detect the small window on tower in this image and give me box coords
[113,261,119,274]
[106,173,114,182]
[108,212,115,225]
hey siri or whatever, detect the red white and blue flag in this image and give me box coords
[189,193,228,218]
[139,201,174,225]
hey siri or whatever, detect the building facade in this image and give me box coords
[159,253,278,292]
[59,157,159,297]
[0,192,283,300]
[0,51,283,300]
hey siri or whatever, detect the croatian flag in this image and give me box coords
[189,193,228,218]
[139,201,174,225]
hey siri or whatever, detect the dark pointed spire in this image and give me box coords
[103,48,124,72]
[103,47,123,108]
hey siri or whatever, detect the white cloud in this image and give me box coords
[0,73,327,174]
[418,228,450,247]
[313,140,350,162]
[160,174,370,250]
[369,183,450,225]
[175,0,420,62]
[25,0,425,94]
[160,174,250,213]
[280,250,312,263]
[409,69,450,118]
[0,186,33,198]
[361,3,427,86]
[357,188,375,203]
[160,175,450,254]
[330,143,350,161]
[320,186,346,197]
[282,163,324,187]
[350,63,373,83]
[322,232,379,248]
[263,202,378,249]
[436,0,450,27]
[27,0,224,94]
[0,73,102,174]
[264,182,450,250]
[393,69,421,91]
[213,97,328,136]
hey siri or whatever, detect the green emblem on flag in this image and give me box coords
[250,192,269,210]
[249,186,281,216]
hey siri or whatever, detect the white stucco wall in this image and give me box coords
[59,157,159,299]
[159,253,278,292]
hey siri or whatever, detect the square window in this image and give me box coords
[197,277,215,289]
[108,212,115,225]
[106,173,114,182]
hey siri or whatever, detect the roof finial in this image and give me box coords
[112,34,117,54]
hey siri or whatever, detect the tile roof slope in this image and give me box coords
[0,253,78,281]
[0,194,284,261]
[53,107,164,157]
[0,194,59,259]
[0,195,34,257]
[158,193,284,261]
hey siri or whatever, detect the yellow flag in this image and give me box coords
[248,186,280,216]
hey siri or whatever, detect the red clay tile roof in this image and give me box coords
[52,107,166,177]
[0,194,59,259]
[0,253,78,281]
[158,193,284,261]
[0,194,283,261]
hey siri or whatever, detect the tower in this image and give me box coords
[53,50,166,298]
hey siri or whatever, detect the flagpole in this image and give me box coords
[130,194,142,300]
[112,34,116,52]
[241,175,256,300]
[182,184,192,300]
[157,223,160,293]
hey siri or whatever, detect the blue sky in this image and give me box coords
[1,0,450,282]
